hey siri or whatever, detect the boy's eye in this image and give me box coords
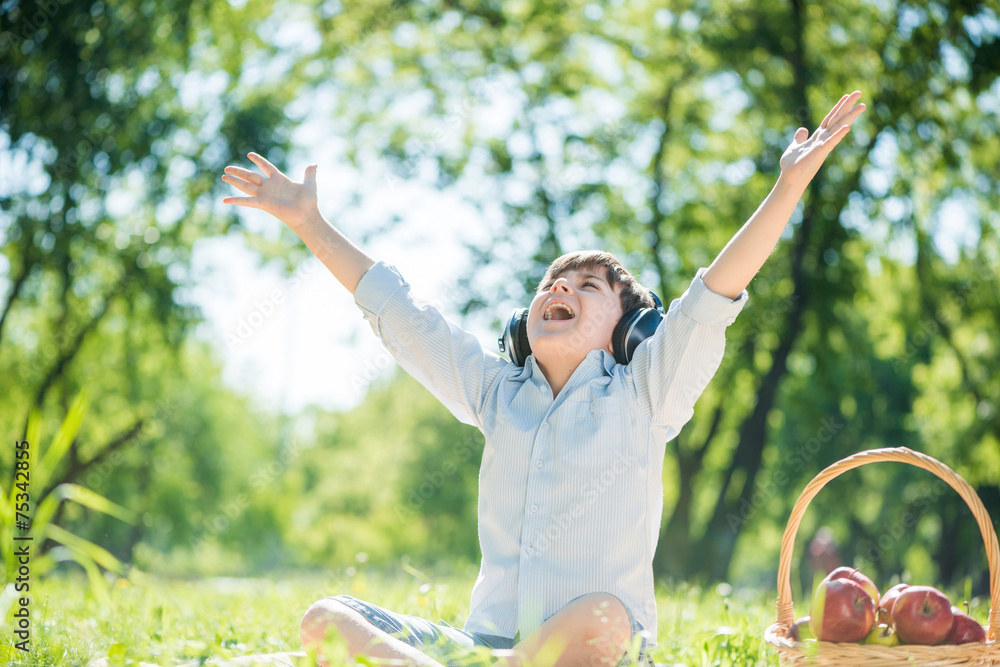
[540,280,599,292]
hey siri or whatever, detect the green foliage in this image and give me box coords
[0,568,800,666]
[281,370,483,569]
[5,567,995,665]
[0,388,136,608]
[2,0,998,598]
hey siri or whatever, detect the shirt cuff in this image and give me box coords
[678,267,749,326]
[353,261,408,318]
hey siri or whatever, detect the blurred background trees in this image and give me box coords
[2,0,998,597]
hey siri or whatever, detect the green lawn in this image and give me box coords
[1,565,782,666]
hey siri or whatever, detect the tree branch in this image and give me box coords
[22,269,130,439]
[51,418,147,494]
[42,418,148,541]
[0,241,34,351]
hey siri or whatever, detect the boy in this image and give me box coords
[222,91,865,666]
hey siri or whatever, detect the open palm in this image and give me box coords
[780,91,866,189]
[221,152,319,231]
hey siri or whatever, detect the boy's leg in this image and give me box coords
[299,597,443,667]
[492,592,633,667]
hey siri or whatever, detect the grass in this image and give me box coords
[0,564,782,666]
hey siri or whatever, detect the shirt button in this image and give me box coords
[535,459,543,468]
[526,546,535,555]
[541,421,549,429]
[530,504,538,512]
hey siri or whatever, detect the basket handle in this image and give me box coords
[774,446,999,642]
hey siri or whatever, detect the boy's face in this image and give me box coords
[526,268,624,365]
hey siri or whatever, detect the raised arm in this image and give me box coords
[701,91,866,300]
[222,152,375,294]
[222,152,509,429]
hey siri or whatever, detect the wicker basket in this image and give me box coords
[764,446,1000,665]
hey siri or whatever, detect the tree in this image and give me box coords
[286,0,999,583]
[0,0,295,571]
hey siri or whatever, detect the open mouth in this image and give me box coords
[542,302,576,321]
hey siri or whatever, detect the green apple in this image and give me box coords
[863,623,900,646]
[788,616,815,642]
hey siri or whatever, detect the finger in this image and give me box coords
[829,102,866,133]
[224,165,265,186]
[222,196,264,209]
[221,174,260,196]
[819,93,850,130]
[818,123,853,154]
[794,127,810,144]
[825,91,863,130]
[303,164,317,185]
[247,151,280,178]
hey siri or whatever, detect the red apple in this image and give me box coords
[879,583,910,625]
[945,606,986,644]
[892,585,954,645]
[788,616,815,642]
[809,578,877,642]
[823,566,881,606]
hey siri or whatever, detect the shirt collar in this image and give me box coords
[518,349,615,390]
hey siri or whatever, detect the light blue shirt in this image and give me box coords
[353,261,748,647]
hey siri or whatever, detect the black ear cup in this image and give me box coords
[498,308,531,366]
[611,291,665,365]
[498,291,663,367]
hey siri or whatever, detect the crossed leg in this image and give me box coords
[299,592,635,667]
[497,593,634,667]
[299,598,443,666]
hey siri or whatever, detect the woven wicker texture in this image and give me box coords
[765,446,1000,665]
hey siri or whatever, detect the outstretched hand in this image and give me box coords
[779,91,866,189]
[222,152,320,231]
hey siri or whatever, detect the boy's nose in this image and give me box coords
[550,278,572,293]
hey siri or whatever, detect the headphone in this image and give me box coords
[498,290,665,367]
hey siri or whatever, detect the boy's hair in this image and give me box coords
[538,250,655,315]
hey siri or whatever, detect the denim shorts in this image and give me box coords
[326,593,651,666]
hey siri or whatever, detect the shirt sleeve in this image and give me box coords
[622,267,748,433]
[352,261,510,430]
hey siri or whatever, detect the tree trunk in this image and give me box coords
[21,270,129,439]
[654,403,724,578]
[683,0,816,580]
